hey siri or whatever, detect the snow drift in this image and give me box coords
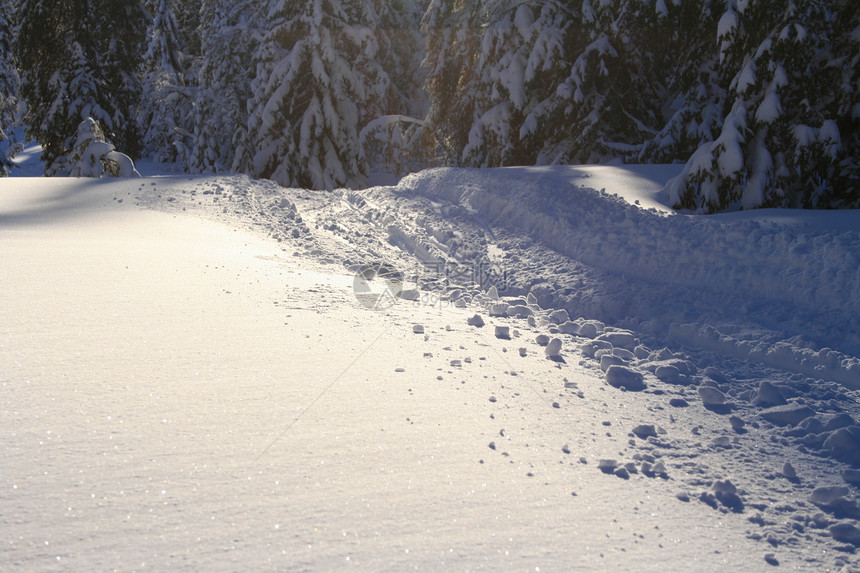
[355,165,860,386]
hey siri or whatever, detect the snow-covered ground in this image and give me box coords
[2,154,860,571]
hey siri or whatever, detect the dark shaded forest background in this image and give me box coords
[0,0,857,212]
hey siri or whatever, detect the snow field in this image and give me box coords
[0,183,765,571]
[2,171,860,571]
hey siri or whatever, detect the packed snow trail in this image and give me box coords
[313,166,860,387]
[2,175,860,572]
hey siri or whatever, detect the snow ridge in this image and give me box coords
[387,166,860,385]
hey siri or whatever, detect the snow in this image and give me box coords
[819,119,843,158]
[5,128,43,177]
[734,59,757,94]
[3,163,860,571]
[520,163,677,214]
[38,118,141,179]
[717,8,738,40]
[513,5,533,37]
[715,101,747,177]
[755,88,781,124]
[741,132,773,210]
[793,123,817,148]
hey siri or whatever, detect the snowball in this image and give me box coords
[824,427,860,465]
[578,322,599,339]
[752,381,787,407]
[632,424,657,439]
[830,522,860,546]
[545,337,563,358]
[489,302,509,317]
[548,308,570,324]
[597,331,636,350]
[781,462,797,479]
[698,386,727,406]
[598,459,617,473]
[760,404,816,427]
[605,365,646,391]
[655,364,682,384]
[600,354,627,372]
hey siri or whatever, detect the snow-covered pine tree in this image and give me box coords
[16,0,64,162]
[16,0,148,167]
[139,0,197,165]
[0,0,18,129]
[829,0,860,208]
[48,117,140,177]
[354,0,428,175]
[668,0,860,211]
[173,0,202,63]
[65,40,111,131]
[638,1,725,164]
[458,0,535,167]
[243,0,364,189]
[354,0,425,122]
[423,0,672,167]
[507,0,575,163]
[0,0,20,176]
[144,0,183,80]
[520,0,668,165]
[190,0,260,173]
[421,0,484,165]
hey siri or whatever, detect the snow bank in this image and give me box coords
[385,165,860,385]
